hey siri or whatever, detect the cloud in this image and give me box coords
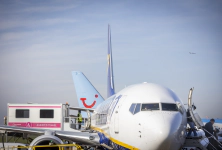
[21,4,78,13]
[0,18,78,30]
[0,1,80,30]
[0,1,79,14]
[0,0,222,122]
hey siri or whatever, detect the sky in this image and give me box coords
[0,0,222,124]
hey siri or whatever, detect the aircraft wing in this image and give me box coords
[69,106,94,112]
[0,125,100,145]
[0,125,44,135]
[55,130,100,145]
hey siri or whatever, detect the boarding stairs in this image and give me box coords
[183,136,208,150]
[182,128,222,150]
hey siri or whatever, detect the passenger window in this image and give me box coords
[134,103,141,114]
[129,103,136,114]
[141,103,159,111]
[161,103,178,111]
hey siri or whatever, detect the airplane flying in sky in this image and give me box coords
[0,25,204,150]
[189,52,196,54]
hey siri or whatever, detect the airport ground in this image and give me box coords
[0,135,36,144]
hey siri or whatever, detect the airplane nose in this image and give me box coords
[156,112,185,150]
[139,112,185,150]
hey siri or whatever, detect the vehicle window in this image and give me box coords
[161,103,178,111]
[134,103,141,114]
[141,103,159,111]
[16,109,29,118]
[129,103,136,114]
[40,109,54,118]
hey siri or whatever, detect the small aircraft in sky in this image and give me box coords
[189,52,196,54]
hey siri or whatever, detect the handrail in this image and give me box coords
[188,88,204,128]
[202,128,222,150]
[187,88,221,149]
[8,144,82,150]
[63,117,88,129]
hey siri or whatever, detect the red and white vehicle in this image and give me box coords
[7,103,69,131]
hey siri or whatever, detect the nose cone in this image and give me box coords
[140,112,185,150]
[156,113,185,150]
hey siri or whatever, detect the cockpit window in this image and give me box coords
[176,102,184,114]
[129,103,141,115]
[141,103,159,111]
[134,103,141,114]
[161,103,178,111]
[129,103,136,114]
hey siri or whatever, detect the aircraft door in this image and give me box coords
[188,88,204,128]
[85,110,91,129]
[114,96,126,133]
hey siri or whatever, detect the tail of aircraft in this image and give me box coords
[107,24,115,98]
[72,71,104,109]
[72,25,115,109]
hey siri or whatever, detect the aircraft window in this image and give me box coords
[161,103,178,111]
[40,109,54,118]
[134,103,141,114]
[141,103,159,111]
[16,109,29,118]
[129,103,136,114]
[177,103,184,114]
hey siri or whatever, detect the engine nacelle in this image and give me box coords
[29,131,64,150]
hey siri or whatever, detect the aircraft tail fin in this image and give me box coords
[72,71,104,108]
[107,24,115,98]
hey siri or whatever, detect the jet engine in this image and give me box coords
[28,131,63,150]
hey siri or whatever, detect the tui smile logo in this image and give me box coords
[80,94,98,108]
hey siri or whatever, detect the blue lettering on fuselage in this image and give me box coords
[109,95,122,118]
[98,132,129,150]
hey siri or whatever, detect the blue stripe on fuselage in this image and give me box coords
[98,132,129,150]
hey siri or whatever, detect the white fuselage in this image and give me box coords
[91,83,187,150]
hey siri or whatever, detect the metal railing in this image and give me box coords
[0,144,82,150]
[202,128,222,150]
[63,117,88,130]
[95,114,107,125]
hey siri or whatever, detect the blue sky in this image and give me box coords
[0,0,222,122]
